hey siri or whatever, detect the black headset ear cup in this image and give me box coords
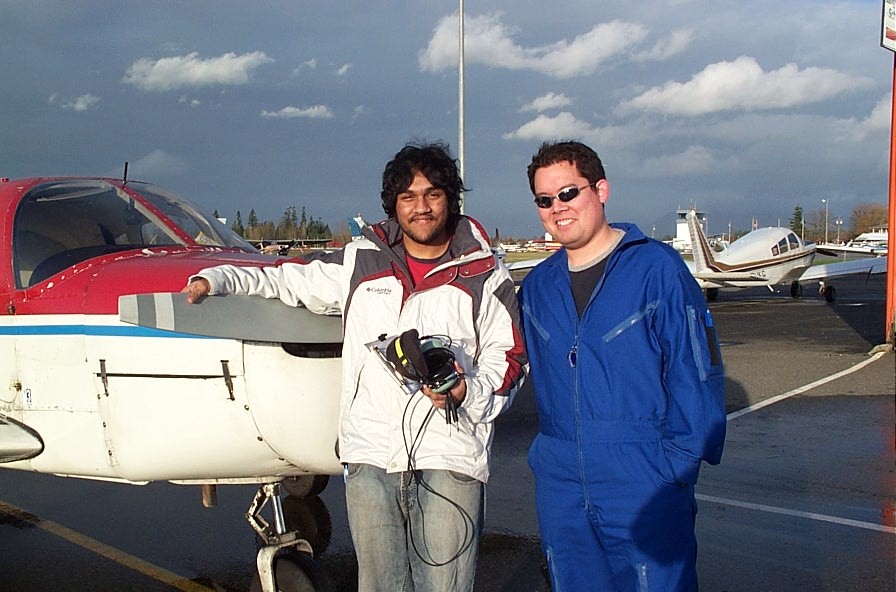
[422,346,458,393]
[385,329,428,381]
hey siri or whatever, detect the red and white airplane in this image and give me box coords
[0,175,342,591]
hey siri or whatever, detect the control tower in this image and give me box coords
[671,208,706,253]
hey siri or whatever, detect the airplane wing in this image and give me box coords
[691,271,777,289]
[681,258,775,289]
[799,255,888,281]
[506,258,545,271]
[816,244,887,258]
[119,292,343,343]
[0,414,44,463]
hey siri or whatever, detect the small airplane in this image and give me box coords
[255,237,334,256]
[0,174,343,591]
[685,209,816,300]
[507,209,887,303]
[685,209,887,302]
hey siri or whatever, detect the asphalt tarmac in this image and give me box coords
[0,274,893,591]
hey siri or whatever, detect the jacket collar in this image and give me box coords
[363,215,497,287]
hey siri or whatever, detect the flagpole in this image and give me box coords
[458,0,465,213]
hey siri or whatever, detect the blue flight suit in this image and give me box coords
[519,223,726,592]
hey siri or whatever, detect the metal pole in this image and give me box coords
[458,0,465,214]
[886,53,896,343]
[822,198,829,244]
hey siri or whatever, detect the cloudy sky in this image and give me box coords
[1,1,891,239]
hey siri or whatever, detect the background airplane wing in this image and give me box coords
[799,256,887,281]
[506,258,545,271]
[692,271,774,283]
[816,245,887,258]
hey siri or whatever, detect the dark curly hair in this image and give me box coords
[381,141,466,218]
[526,140,606,195]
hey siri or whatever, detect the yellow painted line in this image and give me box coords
[0,499,216,592]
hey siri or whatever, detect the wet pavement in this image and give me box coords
[0,274,893,591]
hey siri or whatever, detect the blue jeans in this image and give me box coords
[344,463,484,592]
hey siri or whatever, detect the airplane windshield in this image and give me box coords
[13,180,255,288]
[128,182,253,249]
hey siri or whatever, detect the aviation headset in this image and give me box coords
[385,329,459,395]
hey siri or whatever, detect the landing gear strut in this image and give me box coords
[247,483,333,592]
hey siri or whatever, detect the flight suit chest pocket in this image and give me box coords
[602,300,658,343]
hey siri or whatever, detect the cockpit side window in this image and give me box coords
[777,237,789,254]
[787,233,800,250]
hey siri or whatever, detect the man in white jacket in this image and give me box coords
[184,141,527,592]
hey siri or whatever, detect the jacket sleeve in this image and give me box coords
[460,269,528,424]
[193,252,346,315]
[656,264,726,484]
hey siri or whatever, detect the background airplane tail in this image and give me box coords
[347,215,366,241]
[687,209,715,273]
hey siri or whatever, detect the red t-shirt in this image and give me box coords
[405,254,439,286]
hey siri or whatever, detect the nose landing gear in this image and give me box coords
[246,483,333,592]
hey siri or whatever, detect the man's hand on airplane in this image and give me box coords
[183,278,211,303]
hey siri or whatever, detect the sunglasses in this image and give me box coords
[533,182,596,209]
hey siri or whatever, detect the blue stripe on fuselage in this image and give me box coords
[0,325,211,339]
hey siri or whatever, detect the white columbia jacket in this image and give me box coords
[196,215,527,482]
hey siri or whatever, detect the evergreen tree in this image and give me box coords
[789,206,804,238]
[299,206,308,239]
[277,206,298,239]
[231,210,245,236]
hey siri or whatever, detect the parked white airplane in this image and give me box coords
[686,209,887,302]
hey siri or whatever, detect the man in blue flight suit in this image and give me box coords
[519,141,726,591]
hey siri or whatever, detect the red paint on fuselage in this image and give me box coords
[0,177,279,316]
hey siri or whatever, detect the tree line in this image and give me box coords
[224,206,336,243]
[788,202,887,244]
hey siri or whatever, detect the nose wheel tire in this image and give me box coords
[249,550,332,592]
[282,475,330,498]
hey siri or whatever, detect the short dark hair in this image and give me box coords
[526,140,606,194]
[381,141,466,217]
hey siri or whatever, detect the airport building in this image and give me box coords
[671,208,706,253]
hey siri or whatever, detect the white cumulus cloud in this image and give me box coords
[850,94,892,142]
[122,51,273,92]
[521,92,573,113]
[503,112,592,140]
[260,105,335,119]
[53,93,101,111]
[616,56,875,116]
[634,29,695,62]
[420,13,647,79]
